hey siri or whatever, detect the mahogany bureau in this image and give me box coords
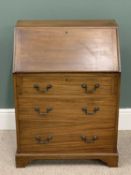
[13,20,121,167]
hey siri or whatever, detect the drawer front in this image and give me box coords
[18,97,117,128]
[19,121,115,153]
[16,74,118,96]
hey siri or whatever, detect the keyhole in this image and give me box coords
[65,31,68,34]
[65,78,68,82]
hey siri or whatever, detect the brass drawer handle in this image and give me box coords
[34,106,53,116]
[80,135,98,144]
[33,84,52,93]
[35,135,53,144]
[82,107,99,115]
[81,83,100,93]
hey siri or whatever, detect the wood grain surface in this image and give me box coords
[13,20,120,167]
[16,20,118,27]
[13,23,120,72]
[15,73,119,96]
[19,120,115,153]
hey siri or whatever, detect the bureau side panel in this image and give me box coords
[13,74,21,153]
[113,73,121,152]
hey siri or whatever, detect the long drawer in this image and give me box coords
[17,97,117,128]
[16,73,118,97]
[19,121,115,153]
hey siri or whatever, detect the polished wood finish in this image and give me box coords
[13,21,120,73]
[19,121,115,153]
[16,152,118,168]
[16,20,118,27]
[13,20,121,167]
[18,96,117,123]
[15,73,118,96]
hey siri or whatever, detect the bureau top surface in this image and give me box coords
[13,20,121,73]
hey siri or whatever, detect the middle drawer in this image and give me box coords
[18,97,117,128]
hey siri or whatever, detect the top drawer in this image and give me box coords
[15,73,118,97]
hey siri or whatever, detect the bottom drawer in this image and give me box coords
[19,121,115,153]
